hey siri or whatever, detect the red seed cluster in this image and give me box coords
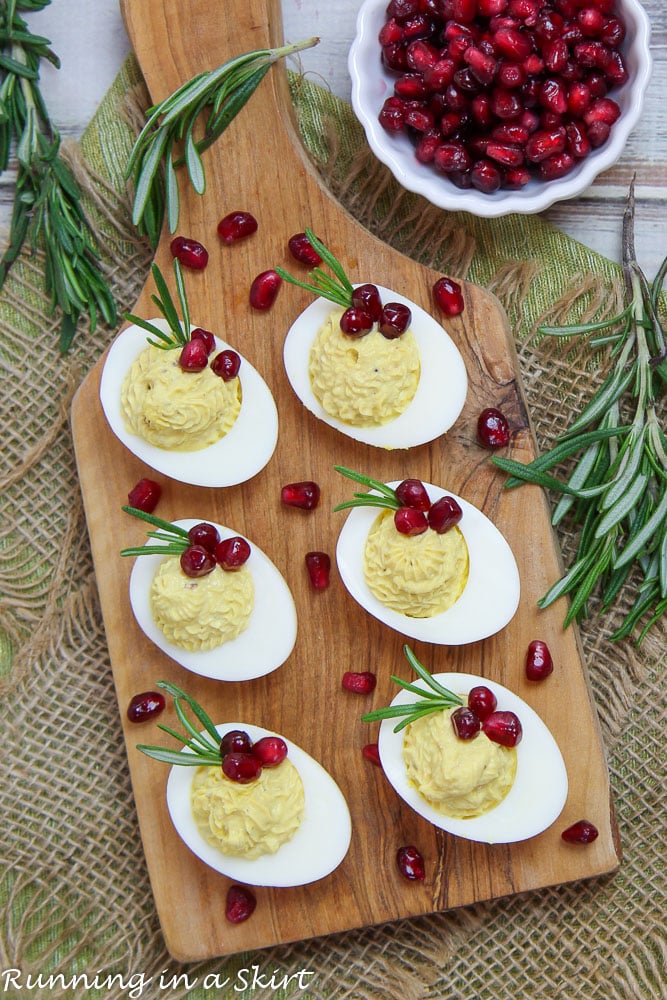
[450,685,523,746]
[340,284,413,340]
[219,727,288,784]
[178,329,241,380]
[179,522,251,579]
[377,0,628,192]
[393,478,463,536]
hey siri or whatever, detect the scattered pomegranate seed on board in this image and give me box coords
[433,276,465,316]
[362,743,382,767]
[288,232,322,266]
[225,885,257,923]
[249,269,282,310]
[126,691,165,724]
[281,481,321,510]
[342,671,377,695]
[217,210,258,243]
[525,639,554,680]
[561,820,599,844]
[477,406,511,448]
[127,478,161,513]
[305,551,331,590]
[170,235,208,270]
[396,845,426,881]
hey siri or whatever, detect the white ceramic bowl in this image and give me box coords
[349,0,652,216]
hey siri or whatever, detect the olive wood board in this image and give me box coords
[71,0,621,962]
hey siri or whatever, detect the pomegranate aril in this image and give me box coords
[342,671,377,695]
[170,235,208,270]
[214,535,251,570]
[433,275,464,316]
[467,685,497,720]
[601,16,626,48]
[404,105,435,131]
[584,96,620,126]
[428,495,463,533]
[525,638,554,680]
[395,478,431,511]
[220,729,254,756]
[561,819,599,844]
[379,96,406,131]
[407,39,439,72]
[188,521,220,552]
[496,61,526,89]
[305,551,331,591]
[178,338,209,372]
[217,210,258,243]
[362,743,382,766]
[127,691,165,724]
[252,736,288,767]
[490,87,523,120]
[281,480,320,510]
[424,58,456,91]
[486,141,524,167]
[477,406,510,447]
[494,26,532,60]
[287,231,322,267]
[210,348,241,381]
[566,121,591,158]
[567,81,591,116]
[464,46,498,86]
[415,131,441,163]
[539,77,568,114]
[574,40,612,69]
[505,165,531,188]
[577,7,605,36]
[222,752,263,783]
[478,0,509,14]
[379,302,412,338]
[451,705,481,739]
[340,306,374,336]
[387,0,419,19]
[379,17,404,46]
[394,506,429,536]
[434,141,471,174]
[352,283,383,321]
[127,477,161,513]
[471,158,502,193]
[395,73,430,100]
[526,127,566,162]
[225,885,257,924]
[604,50,628,86]
[191,327,216,354]
[587,119,611,147]
[539,150,575,179]
[482,710,523,747]
[382,43,409,73]
[180,545,216,578]
[249,269,281,310]
[396,845,426,881]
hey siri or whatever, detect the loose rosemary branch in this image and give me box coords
[0,0,117,351]
[127,37,319,246]
[492,184,667,643]
[361,646,463,733]
[124,258,191,349]
[136,681,223,767]
[275,228,354,308]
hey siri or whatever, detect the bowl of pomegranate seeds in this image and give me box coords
[349,0,651,215]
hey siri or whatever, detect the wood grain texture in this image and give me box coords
[71,0,620,962]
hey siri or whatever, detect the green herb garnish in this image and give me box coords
[136,681,222,767]
[127,38,319,246]
[276,229,355,308]
[120,506,190,557]
[491,182,667,643]
[361,646,463,733]
[124,259,191,349]
[333,466,401,512]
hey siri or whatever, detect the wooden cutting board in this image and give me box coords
[71,0,620,962]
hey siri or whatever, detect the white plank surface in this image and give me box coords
[3,0,665,277]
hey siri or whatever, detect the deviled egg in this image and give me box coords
[125,515,297,681]
[334,468,519,644]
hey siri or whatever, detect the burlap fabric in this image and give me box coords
[0,56,664,1000]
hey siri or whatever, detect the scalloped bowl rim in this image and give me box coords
[349,0,652,216]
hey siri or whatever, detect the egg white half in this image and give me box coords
[100,321,278,488]
[336,482,520,644]
[166,722,352,886]
[128,518,297,681]
[378,673,568,844]
[283,287,467,448]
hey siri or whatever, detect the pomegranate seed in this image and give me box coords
[415,132,441,163]
[170,235,208,270]
[249,269,281,310]
[362,743,382,766]
[191,327,216,354]
[578,7,605,36]
[387,0,419,19]
[539,150,575,179]
[395,73,430,100]
[395,479,431,511]
[407,39,439,72]
[178,338,209,372]
[478,0,508,14]
[217,211,258,244]
[433,276,465,316]
[539,77,568,114]
[382,42,409,73]
[352,284,383,321]
[467,685,497,720]
[342,671,377,695]
[525,638,554,680]
[379,96,406,131]
[477,406,511,448]
[379,18,404,46]
[127,478,161,513]
[288,232,322,267]
[601,16,626,48]
[188,521,220,552]
[379,302,412,338]
[126,691,165,724]
[561,819,599,844]
[220,729,254,756]
[584,96,620,127]
[405,105,435,131]
[424,58,456,90]
[451,705,481,739]
[281,481,320,510]
[435,141,471,174]
[486,141,524,167]
[604,51,628,86]
[427,495,463,533]
[252,736,288,767]
[396,845,426,881]
[471,158,502,193]
[587,120,611,147]
[505,165,531,188]
[180,545,216,578]
[494,26,532,61]
[394,506,429,535]
[210,349,241,381]
[340,307,374,336]
[567,121,591,158]
[574,40,612,69]
[222,752,263,783]
[567,81,591,116]
[225,885,257,924]
[305,551,331,590]
[482,710,523,747]
[464,46,498,85]
[526,127,566,162]
[496,61,526,88]
[214,536,251,570]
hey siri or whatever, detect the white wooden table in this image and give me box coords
[5,0,665,278]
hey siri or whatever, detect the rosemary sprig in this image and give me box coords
[332,465,401,512]
[275,229,355,308]
[120,505,191,557]
[492,183,667,643]
[136,681,223,767]
[361,646,464,733]
[124,259,191,349]
[0,0,117,350]
[127,38,319,246]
